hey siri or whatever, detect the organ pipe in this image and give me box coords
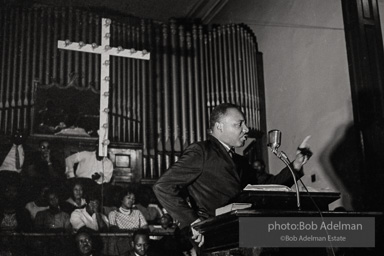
[0,6,264,178]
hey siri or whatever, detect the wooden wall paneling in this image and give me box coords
[342,0,384,211]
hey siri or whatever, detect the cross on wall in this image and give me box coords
[57,18,150,157]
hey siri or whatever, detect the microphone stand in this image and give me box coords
[270,147,301,210]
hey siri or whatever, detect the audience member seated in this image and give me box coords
[25,184,50,220]
[55,105,90,136]
[152,214,192,256]
[65,141,114,184]
[0,129,29,174]
[0,182,32,232]
[159,213,177,231]
[25,140,65,184]
[22,140,65,204]
[102,185,123,216]
[70,192,109,232]
[129,229,159,256]
[136,185,163,225]
[250,159,266,173]
[36,99,65,134]
[74,227,102,256]
[108,188,148,231]
[34,189,71,232]
[62,181,87,214]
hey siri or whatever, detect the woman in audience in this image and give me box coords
[108,188,148,231]
[25,184,50,220]
[34,189,71,232]
[62,181,87,214]
[70,192,109,233]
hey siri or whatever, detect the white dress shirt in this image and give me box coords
[0,144,24,172]
[65,151,113,184]
[70,207,109,231]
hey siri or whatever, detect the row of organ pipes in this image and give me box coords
[0,7,264,179]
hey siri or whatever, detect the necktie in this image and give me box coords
[229,148,240,174]
[15,145,21,170]
[228,148,235,158]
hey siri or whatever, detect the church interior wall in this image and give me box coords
[213,0,355,209]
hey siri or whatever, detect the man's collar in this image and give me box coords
[210,135,232,152]
[218,139,231,152]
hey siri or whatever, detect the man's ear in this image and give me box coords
[216,122,223,132]
[131,240,134,248]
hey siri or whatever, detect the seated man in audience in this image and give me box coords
[23,140,65,203]
[34,189,71,232]
[70,193,109,232]
[25,140,64,183]
[129,229,157,256]
[25,184,50,220]
[0,129,29,174]
[65,142,113,185]
[74,228,102,256]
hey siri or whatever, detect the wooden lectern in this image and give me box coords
[193,191,384,256]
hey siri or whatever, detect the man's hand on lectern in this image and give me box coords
[191,218,205,247]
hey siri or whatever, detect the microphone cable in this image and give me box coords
[282,153,337,256]
[270,149,301,210]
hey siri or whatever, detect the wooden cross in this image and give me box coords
[58,18,150,157]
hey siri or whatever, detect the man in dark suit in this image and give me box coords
[0,129,28,173]
[129,229,160,256]
[153,103,311,247]
[25,140,63,179]
[74,228,102,256]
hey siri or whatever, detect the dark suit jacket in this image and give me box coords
[153,135,303,228]
[0,143,34,172]
[126,248,160,256]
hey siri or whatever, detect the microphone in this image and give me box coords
[267,129,281,153]
[267,130,301,210]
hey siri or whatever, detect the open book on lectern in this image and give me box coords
[216,184,294,215]
[216,184,341,215]
[243,184,292,192]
